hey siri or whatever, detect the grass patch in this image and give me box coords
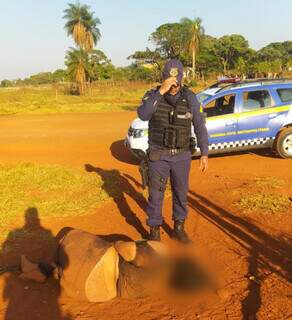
[0,163,115,238]
[0,84,151,115]
[236,193,291,214]
[0,82,206,115]
[253,177,286,189]
[234,177,292,214]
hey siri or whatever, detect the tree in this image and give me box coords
[63,2,101,51]
[196,35,221,77]
[270,59,282,74]
[88,50,115,80]
[255,61,271,76]
[214,35,249,74]
[181,17,204,79]
[236,57,247,76]
[128,48,164,81]
[282,41,292,56]
[286,57,292,71]
[34,73,53,85]
[52,69,67,82]
[124,64,155,81]
[150,23,188,60]
[63,2,101,94]
[257,45,285,63]
[234,48,257,77]
[129,49,163,68]
[0,79,13,87]
[65,48,91,95]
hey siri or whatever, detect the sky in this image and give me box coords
[1,0,292,80]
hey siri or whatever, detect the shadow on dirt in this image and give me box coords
[85,164,148,238]
[0,208,73,320]
[122,173,173,238]
[188,191,292,319]
[110,140,140,165]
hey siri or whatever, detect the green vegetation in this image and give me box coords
[236,193,291,214]
[0,163,118,238]
[63,2,101,94]
[234,177,292,214]
[130,18,292,80]
[0,79,209,114]
[0,83,152,114]
[253,177,286,189]
[3,12,292,90]
[181,17,204,79]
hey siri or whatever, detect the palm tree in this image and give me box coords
[63,2,101,95]
[181,17,204,80]
[63,2,101,51]
[65,47,91,95]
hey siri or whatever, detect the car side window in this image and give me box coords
[242,90,272,111]
[277,88,292,103]
[204,94,235,117]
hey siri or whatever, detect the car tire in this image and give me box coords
[275,127,292,159]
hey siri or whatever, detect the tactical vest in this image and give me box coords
[149,87,192,149]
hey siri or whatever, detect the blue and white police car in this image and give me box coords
[125,79,292,159]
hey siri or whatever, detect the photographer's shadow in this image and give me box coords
[1,207,72,320]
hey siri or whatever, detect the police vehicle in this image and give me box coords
[125,79,292,159]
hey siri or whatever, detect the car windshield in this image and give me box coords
[197,92,211,103]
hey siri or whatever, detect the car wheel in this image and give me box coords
[275,127,292,159]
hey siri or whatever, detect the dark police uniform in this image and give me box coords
[137,59,208,241]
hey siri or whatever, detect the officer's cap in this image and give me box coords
[162,59,184,84]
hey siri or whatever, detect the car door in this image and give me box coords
[203,92,239,149]
[236,88,279,142]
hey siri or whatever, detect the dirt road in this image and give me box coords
[0,113,291,320]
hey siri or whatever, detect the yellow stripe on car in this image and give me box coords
[207,105,291,122]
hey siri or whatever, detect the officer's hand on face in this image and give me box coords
[159,77,178,95]
[199,156,208,173]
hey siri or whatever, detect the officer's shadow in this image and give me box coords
[0,207,73,320]
[85,164,149,239]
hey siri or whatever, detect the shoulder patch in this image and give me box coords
[142,90,152,101]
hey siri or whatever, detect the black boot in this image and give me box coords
[149,225,161,241]
[173,220,191,244]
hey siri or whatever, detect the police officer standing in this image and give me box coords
[138,59,209,243]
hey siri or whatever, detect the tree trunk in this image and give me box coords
[78,82,82,95]
[192,48,196,80]
[222,59,228,75]
[78,80,85,95]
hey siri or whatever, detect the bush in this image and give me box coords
[0,79,13,87]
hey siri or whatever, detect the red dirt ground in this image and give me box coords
[0,112,291,320]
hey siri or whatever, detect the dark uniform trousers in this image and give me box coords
[146,157,191,226]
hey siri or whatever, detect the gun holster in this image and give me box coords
[139,159,149,189]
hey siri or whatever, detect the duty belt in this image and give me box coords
[167,148,188,156]
[148,147,189,161]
